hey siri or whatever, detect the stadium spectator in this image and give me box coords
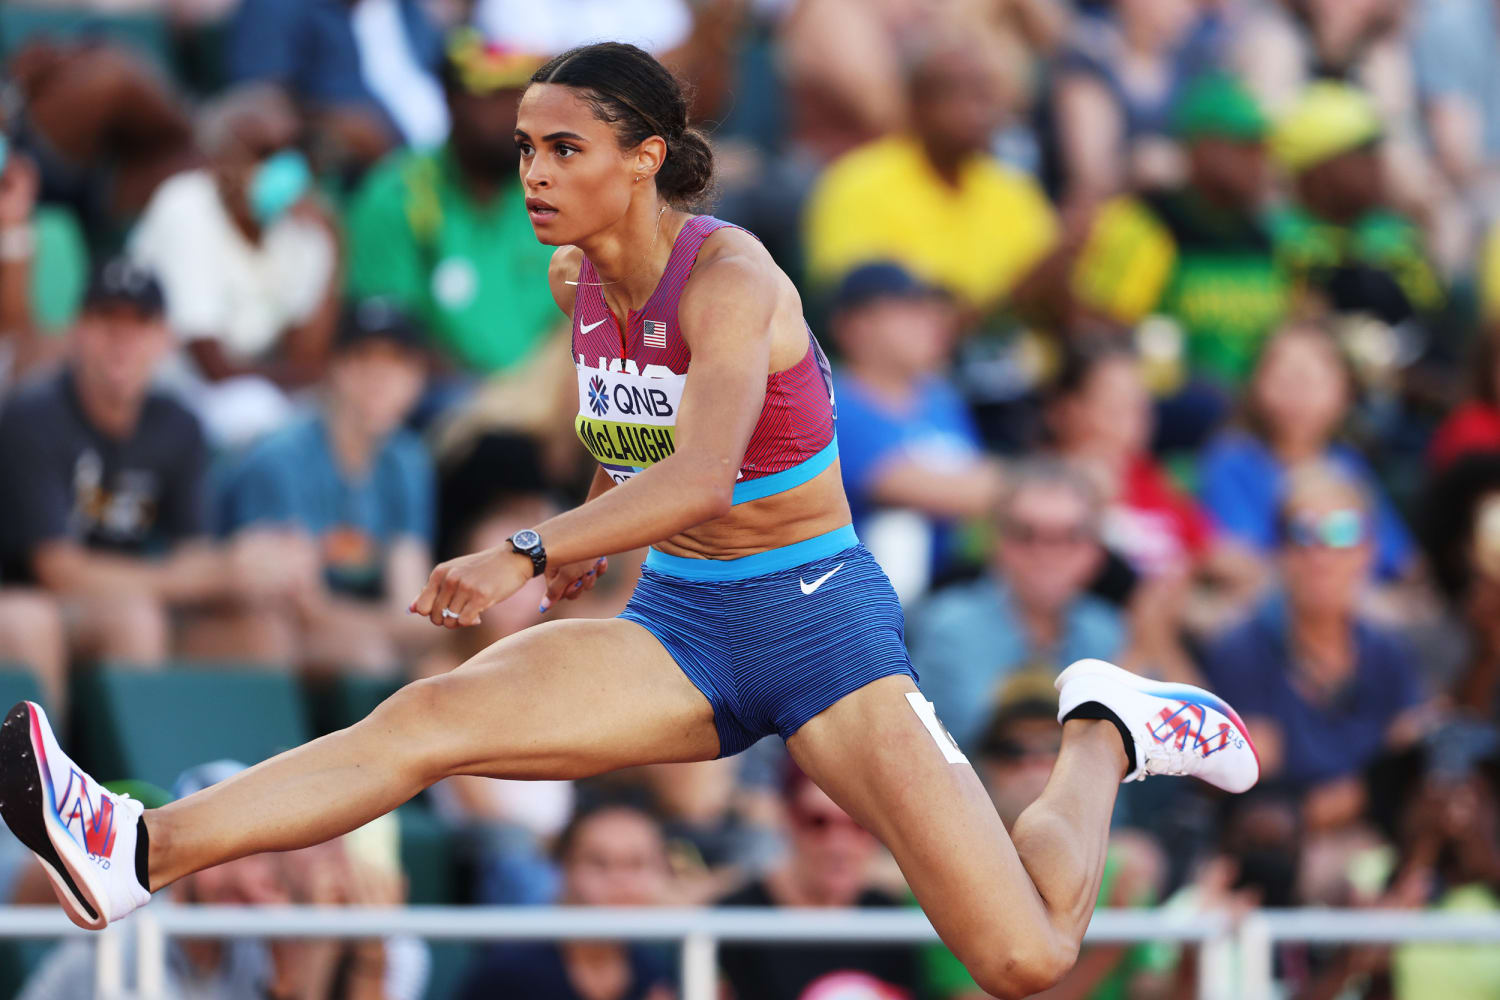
[1413,0,1500,210]
[907,458,1122,756]
[0,258,301,669]
[1270,82,1444,331]
[1048,0,1210,209]
[0,120,89,384]
[1429,329,1500,472]
[923,673,1167,1000]
[1232,0,1443,261]
[1417,454,1500,715]
[207,299,436,675]
[716,765,920,1000]
[346,34,557,397]
[828,262,1001,600]
[5,39,196,242]
[1385,738,1500,998]
[456,800,676,1000]
[803,35,1057,312]
[1066,73,1286,402]
[18,760,429,1000]
[1203,463,1428,829]
[1199,321,1416,581]
[129,84,340,446]
[1048,338,1260,596]
[225,0,446,156]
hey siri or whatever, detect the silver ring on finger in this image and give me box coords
[441,608,460,620]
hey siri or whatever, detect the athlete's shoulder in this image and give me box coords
[690,223,781,286]
[683,225,787,309]
[546,245,585,319]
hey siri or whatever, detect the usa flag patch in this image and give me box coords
[643,320,667,349]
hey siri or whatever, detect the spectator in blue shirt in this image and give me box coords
[830,262,1003,601]
[211,299,438,675]
[1203,462,1427,829]
[908,459,1124,755]
[1198,320,1415,581]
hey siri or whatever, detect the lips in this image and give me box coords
[526,197,558,221]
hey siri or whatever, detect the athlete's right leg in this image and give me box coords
[0,615,719,921]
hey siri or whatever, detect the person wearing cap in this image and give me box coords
[1269,81,1443,330]
[828,260,1003,602]
[803,36,1058,312]
[128,84,341,448]
[347,31,560,390]
[208,298,439,675]
[0,258,304,672]
[1063,73,1287,405]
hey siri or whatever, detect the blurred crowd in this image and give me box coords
[3,0,1500,998]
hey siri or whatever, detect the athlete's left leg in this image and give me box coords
[787,674,1125,1000]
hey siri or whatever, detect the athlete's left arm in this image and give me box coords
[411,240,779,627]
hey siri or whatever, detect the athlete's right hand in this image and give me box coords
[540,556,608,613]
[410,546,536,628]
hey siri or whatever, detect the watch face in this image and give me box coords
[512,529,541,551]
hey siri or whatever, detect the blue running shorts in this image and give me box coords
[619,524,918,756]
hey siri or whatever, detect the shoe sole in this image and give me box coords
[0,702,103,928]
[1056,659,1262,777]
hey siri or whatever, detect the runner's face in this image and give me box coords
[515,84,639,246]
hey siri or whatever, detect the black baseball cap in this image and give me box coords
[83,257,165,318]
[335,297,427,355]
[832,261,947,314]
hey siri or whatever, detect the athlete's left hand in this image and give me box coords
[410,546,534,628]
[540,556,608,613]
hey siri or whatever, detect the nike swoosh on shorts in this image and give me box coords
[799,563,844,596]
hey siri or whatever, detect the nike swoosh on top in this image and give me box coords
[579,319,607,334]
[799,562,844,596]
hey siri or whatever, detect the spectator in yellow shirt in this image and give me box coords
[802,36,1058,312]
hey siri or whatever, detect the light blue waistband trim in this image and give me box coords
[645,524,858,581]
[730,437,838,505]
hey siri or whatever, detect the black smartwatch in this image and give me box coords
[508,529,547,577]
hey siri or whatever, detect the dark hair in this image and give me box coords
[530,42,715,208]
[1047,336,1138,405]
[552,796,663,864]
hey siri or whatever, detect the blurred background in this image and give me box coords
[2,0,1500,997]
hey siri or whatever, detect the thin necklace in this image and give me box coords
[566,205,669,287]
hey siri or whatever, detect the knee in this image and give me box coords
[968,936,1076,1000]
[365,674,460,780]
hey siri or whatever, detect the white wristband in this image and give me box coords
[0,225,34,261]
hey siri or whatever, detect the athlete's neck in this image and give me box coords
[578,200,685,314]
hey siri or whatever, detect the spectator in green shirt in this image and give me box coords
[1269,82,1444,330]
[346,31,560,406]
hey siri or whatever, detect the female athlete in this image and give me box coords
[0,42,1258,999]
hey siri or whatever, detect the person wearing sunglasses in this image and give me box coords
[1204,463,1429,832]
[908,458,1123,756]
